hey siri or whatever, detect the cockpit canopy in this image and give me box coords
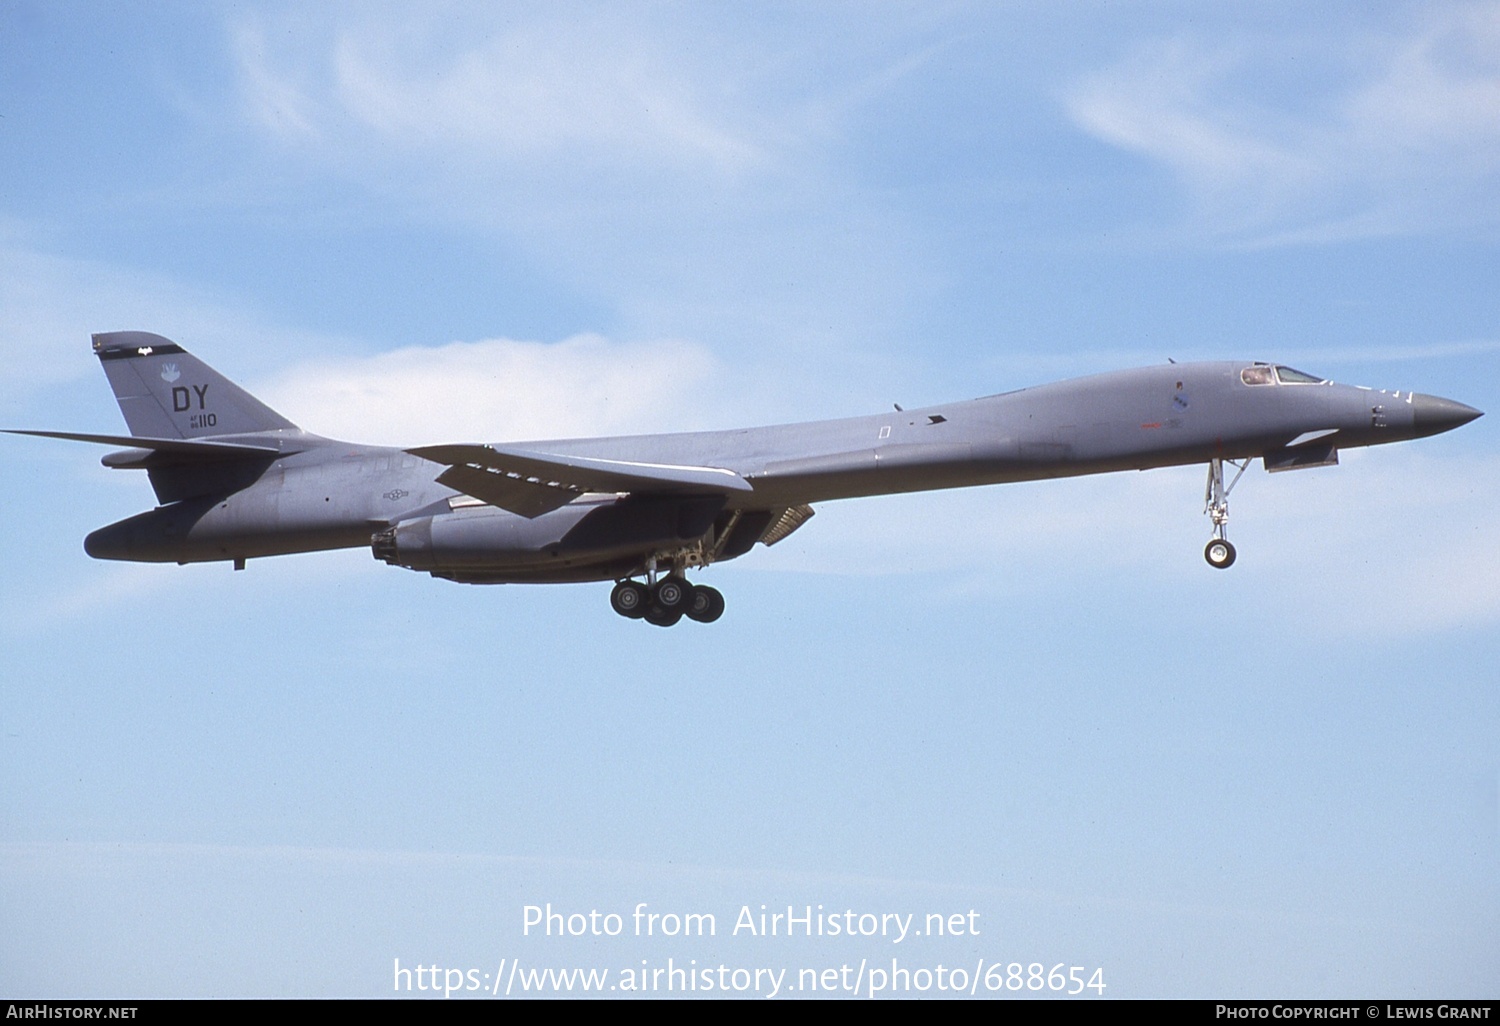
[1241,363,1327,386]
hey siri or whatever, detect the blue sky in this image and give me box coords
[2,1,1497,999]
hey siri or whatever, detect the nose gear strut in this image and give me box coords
[1203,456,1249,569]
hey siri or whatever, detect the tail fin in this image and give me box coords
[93,331,298,437]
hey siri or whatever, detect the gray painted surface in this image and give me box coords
[9,332,1483,603]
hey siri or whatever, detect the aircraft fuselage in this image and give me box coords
[76,359,1477,586]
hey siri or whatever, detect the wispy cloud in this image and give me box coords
[1066,3,1500,246]
[233,9,772,175]
[233,20,324,140]
[1279,338,1500,367]
[331,21,764,172]
[0,242,363,422]
[0,245,232,394]
[221,7,942,380]
[2,563,181,632]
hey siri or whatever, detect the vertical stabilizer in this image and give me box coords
[93,331,298,438]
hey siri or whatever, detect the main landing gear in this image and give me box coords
[610,576,725,627]
[1203,455,1248,569]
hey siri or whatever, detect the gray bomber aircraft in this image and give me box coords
[10,331,1483,626]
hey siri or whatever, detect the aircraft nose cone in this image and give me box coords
[1410,393,1483,438]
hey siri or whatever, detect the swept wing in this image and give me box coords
[409,442,754,518]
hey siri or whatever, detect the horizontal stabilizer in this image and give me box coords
[410,443,753,519]
[5,429,285,459]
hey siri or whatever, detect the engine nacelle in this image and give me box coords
[371,494,725,582]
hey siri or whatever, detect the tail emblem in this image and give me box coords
[160,363,181,383]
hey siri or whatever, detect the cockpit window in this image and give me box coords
[1274,365,1325,384]
[1240,365,1274,386]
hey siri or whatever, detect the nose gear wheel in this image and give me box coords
[1204,538,1237,569]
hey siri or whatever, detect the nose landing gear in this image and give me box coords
[1204,456,1248,570]
[1204,537,1237,569]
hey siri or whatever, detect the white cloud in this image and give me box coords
[755,447,1500,635]
[259,332,725,445]
[1251,448,1500,633]
[755,469,1193,579]
[1066,3,1500,245]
